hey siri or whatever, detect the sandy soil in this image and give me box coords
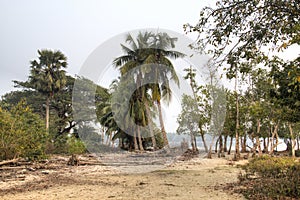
[0,154,246,200]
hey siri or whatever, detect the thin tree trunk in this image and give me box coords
[218,135,224,157]
[199,126,208,152]
[288,123,296,157]
[224,135,228,152]
[228,136,233,155]
[46,97,50,133]
[269,123,279,155]
[190,131,196,151]
[133,129,138,151]
[256,136,262,156]
[157,101,169,148]
[194,134,198,151]
[256,120,262,156]
[215,137,219,153]
[241,134,247,153]
[263,138,268,153]
[297,136,299,151]
[234,69,240,160]
[137,126,144,151]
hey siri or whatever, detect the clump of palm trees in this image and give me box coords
[98,31,185,151]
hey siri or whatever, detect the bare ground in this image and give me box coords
[0,153,247,200]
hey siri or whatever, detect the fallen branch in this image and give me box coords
[0,158,20,166]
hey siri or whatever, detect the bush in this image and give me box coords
[0,100,47,160]
[238,155,300,199]
[67,137,86,155]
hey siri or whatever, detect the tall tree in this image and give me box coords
[14,49,67,133]
[113,31,184,149]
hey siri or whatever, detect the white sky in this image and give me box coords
[0,0,217,133]
[0,0,215,96]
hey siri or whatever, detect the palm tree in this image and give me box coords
[15,49,67,133]
[113,31,185,149]
[113,32,155,150]
[145,32,185,147]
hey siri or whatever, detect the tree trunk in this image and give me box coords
[251,134,256,157]
[218,135,224,157]
[234,71,240,160]
[145,100,156,150]
[190,131,196,151]
[46,96,50,134]
[199,126,208,152]
[137,126,144,151]
[269,123,279,155]
[256,136,262,156]
[224,135,228,152]
[297,136,300,151]
[263,138,268,153]
[228,136,233,155]
[215,137,219,153]
[133,129,138,151]
[194,134,198,151]
[157,101,169,148]
[256,120,262,156]
[207,136,216,159]
[288,123,296,157]
[241,134,247,153]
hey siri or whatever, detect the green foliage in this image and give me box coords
[238,156,300,199]
[0,100,47,160]
[14,49,68,96]
[67,137,86,155]
[184,0,300,73]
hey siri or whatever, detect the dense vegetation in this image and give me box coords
[237,156,300,199]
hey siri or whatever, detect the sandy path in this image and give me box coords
[0,156,246,200]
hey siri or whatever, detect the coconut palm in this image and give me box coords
[144,32,185,147]
[113,31,185,149]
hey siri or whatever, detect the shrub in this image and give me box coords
[238,155,300,199]
[67,136,86,155]
[0,100,47,160]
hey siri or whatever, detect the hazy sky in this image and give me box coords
[0,0,216,96]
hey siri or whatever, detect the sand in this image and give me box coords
[0,153,246,200]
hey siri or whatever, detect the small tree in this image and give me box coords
[177,94,200,152]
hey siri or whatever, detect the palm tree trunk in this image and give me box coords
[46,96,50,134]
[137,126,144,151]
[157,101,169,148]
[145,100,156,150]
[133,129,138,151]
